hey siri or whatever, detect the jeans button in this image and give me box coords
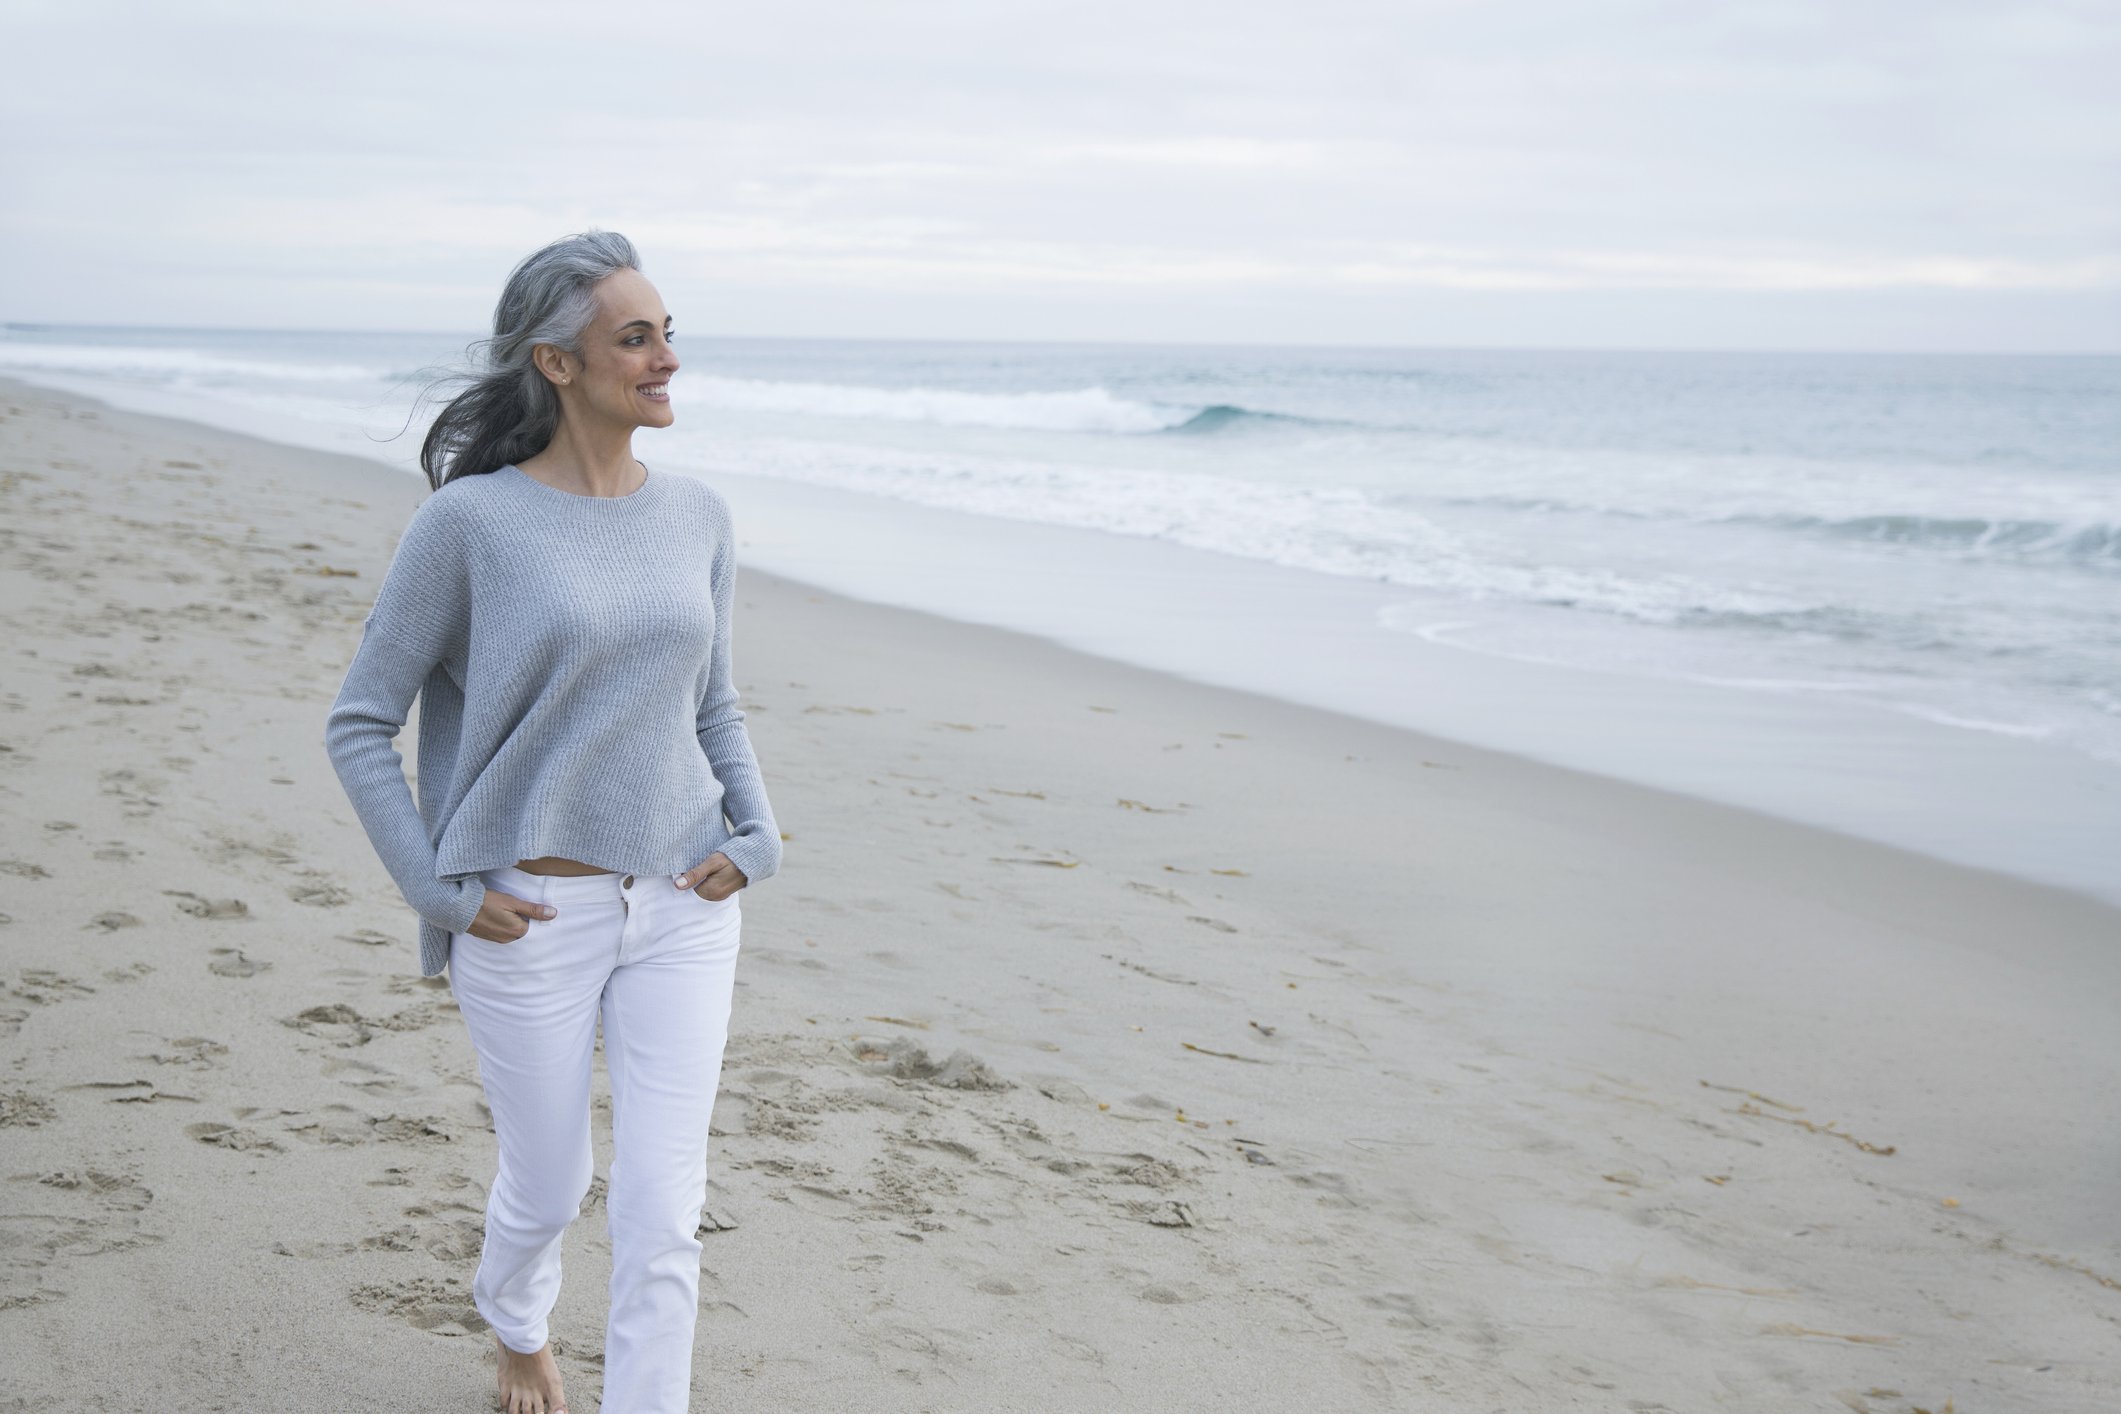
[621,874,635,888]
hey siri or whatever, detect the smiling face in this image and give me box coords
[534,266,679,432]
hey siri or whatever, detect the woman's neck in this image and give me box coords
[517,421,642,497]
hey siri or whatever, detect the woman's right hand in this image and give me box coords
[465,889,557,943]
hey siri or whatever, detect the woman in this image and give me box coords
[324,229,781,1414]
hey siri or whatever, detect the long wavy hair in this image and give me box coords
[413,229,641,490]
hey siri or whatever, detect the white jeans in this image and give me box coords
[448,863,742,1414]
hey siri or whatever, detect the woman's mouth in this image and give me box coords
[637,382,670,402]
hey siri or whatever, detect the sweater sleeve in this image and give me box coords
[695,501,783,886]
[323,497,486,936]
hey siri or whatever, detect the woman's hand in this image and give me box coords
[466,888,556,943]
[676,852,748,901]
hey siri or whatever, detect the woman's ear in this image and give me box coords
[531,342,574,387]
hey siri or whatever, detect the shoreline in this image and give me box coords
[2,378,2116,1409]
[4,366,2116,915]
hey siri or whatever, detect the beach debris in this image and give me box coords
[1762,1323,1896,1345]
[1731,1101,1896,1155]
[1186,916,1238,933]
[1210,867,1249,876]
[1939,1196,1959,1207]
[1700,1078,1803,1112]
[1651,1273,1798,1297]
[1703,1174,1731,1185]
[1236,1142,1274,1166]
[311,565,360,577]
[1117,797,1185,812]
[990,786,1045,798]
[1180,1041,1266,1064]
[863,1014,930,1030]
[1108,955,1196,985]
[933,720,977,731]
[989,853,1080,868]
[1248,1021,1276,1037]
[2026,1250,2119,1291]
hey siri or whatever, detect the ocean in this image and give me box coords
[4,323,2116,906]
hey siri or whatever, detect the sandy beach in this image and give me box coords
[2,373,2117,1410]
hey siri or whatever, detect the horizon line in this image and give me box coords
[3,318,2116,360]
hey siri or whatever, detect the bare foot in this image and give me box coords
[494,1333,568,1414]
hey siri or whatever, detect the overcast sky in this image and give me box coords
[3,0,2115,351]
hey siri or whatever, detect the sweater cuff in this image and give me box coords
[418,876,486,936]
[716,826,782,888]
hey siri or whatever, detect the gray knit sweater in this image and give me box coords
[323,461,782,977]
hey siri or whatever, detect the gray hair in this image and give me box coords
[416,229,642,488]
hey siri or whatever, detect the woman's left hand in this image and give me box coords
[676,852,748,901]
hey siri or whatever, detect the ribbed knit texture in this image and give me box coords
[323,462,782,976]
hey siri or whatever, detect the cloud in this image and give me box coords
[0,0,2114,348]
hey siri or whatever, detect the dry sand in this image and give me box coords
[2,375,2117,1411]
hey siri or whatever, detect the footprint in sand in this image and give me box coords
[164,890,249,920]
[846,1036,1014,1092]
[207,948,269,978]
[1,1089,58,1127]
[1140,1282,1208,1304]
[185,1121,284,1153]
[283,1001,445,1046]
[85,911,141,932]
[320,1057,416,1096]
[282,1108,455,1148]
[5,970,94,1029]
[348,1276,487,1336]
[1,1166,160,1310]
[138,1036,228,1070]
[98,767,167,816]
[285,875,351,908]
